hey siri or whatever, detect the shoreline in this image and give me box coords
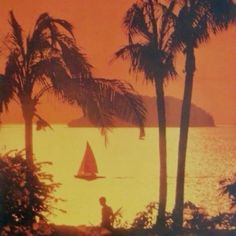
[51,225,236,236]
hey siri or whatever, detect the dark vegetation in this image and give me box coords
[0,150,61,235]
[111,201,236,231]
[220,174,236,209]
[48,199,236,235]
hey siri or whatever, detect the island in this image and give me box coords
[68,96,215,127]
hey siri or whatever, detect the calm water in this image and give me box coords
[0,125,236,226]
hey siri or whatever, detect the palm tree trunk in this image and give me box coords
[173,44,195,231]
[22,100,34,168]
[155,79,167,230]
[24,113,34,167]
[25,115,34,167]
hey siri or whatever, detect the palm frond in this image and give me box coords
[26,13,58,62]
[26,13,92,79]
[0,74,15,112]
[115,0,178,88]
[193,14,209,46]
[115,42,157,81]
[55,77,146,136]
[31,12,75,46]
[175,5,193,44]
[124,2,152,40]
[116,40,176,82]
[8,11,25,60]
[57,34,92,78]
[4,52,23,93]
[34,113,53,131]
[173,0,236,49]
[29,56,90,107]
[33,84,53,101]
[30,57,71,94]
[158,0,177,50]
[26,34,51,65]
[162,53,177,80]
[35,12,50,27]
[34,13,74,38]
[28,14,59,60]
[92,78,146,129]
[56,78,114,130]
[53,18,74,38]
[207,0,236,32]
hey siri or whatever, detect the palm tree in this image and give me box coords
[172,0,236,230]
[115,0,178,228]
[0,11,146,169]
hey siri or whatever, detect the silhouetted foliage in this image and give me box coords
[120,201,236,231]
[0,150,61,235]
[131,202,158,229]
[183,201,212,230]
[130,202,173,230]
[111,208,129,230]
[220,174,236,209]
[182,201,236,230]
[211,213,236,230]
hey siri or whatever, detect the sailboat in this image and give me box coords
[75,142,105,181]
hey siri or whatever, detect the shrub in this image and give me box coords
[183,201,213,230]
[220,173,236,209]
[0,150,61,235]
[211,213,236,230]
[131,202,158,229]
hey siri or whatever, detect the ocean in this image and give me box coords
[0,125,236,226]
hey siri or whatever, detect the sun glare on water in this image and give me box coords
[1,125,236,226]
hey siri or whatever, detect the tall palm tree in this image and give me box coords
[115,0,177,228]
[172,0,236,230]
[0,11,146,168]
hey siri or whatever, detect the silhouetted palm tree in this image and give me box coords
[0,11,146,168]
[115,0,177,228]
[172,0,236,230]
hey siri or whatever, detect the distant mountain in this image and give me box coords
[68,96,215,127]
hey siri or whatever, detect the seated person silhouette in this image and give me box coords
[99,196,113,230]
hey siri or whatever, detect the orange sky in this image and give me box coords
[0,0,235,124]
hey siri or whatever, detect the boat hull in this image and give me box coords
[74,174,105,181]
